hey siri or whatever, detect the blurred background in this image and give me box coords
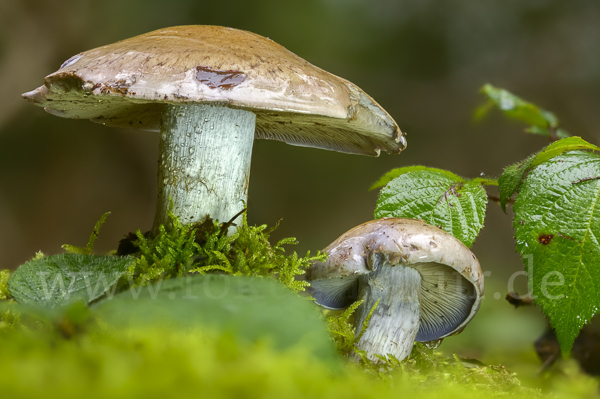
[1,0,599,375]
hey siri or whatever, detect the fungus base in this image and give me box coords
[352,264,421,362]
[153,104,256,231]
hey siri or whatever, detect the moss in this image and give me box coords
[358,344,534,391]
[0,270,21,331]
[0,269,10,301]
[62,212,111,255]
[323,299,545,395]
[326,301,364,356]
[7,213,597,396]
[123,210,325,293]
[0,324,558,399]
[5,319,596,398]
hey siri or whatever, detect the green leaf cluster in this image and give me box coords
[373,166,493,247]
[476,84,570,139]
[512,150,600,355]
[482,87,600,355]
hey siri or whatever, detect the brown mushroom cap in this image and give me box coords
[307,218,484,341]
[22,25,405,156]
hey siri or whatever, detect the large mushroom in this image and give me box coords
[307,218,484,361]
[22,26,406,232]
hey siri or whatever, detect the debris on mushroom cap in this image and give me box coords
[22,25,405,156]
[307,218,484,345]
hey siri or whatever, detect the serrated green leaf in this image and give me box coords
[498,154,538,213]
[497,137,599,213]
[370,166,464,191]
[513,151,600,355]
[479,84,558,128]
[531,136,600,168]
[8,254,133,307]
[374,170,488,247]
[94,275,338,363]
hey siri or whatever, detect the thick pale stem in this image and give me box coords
[153,104,256,232]
[352,265,421,361]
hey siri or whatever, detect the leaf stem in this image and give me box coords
[572,176,600,185]
[549,126,560,143]
[488,195,514,205]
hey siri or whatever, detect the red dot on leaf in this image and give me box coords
[538,234,554,245]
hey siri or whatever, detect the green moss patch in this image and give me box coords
[0,325,547,399]
[0,270,9,301]
[1,213,598,397]
[118,210,325,293]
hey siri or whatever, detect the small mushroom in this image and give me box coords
[307,218,484,361]
[22,26,406,232]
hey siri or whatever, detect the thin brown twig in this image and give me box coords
[487,195,515,205]
[218,208,247,238]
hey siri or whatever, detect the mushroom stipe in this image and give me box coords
[307,218,484,362]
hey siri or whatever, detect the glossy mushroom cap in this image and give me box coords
[307,218,484,343]
[22,25,405,156]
